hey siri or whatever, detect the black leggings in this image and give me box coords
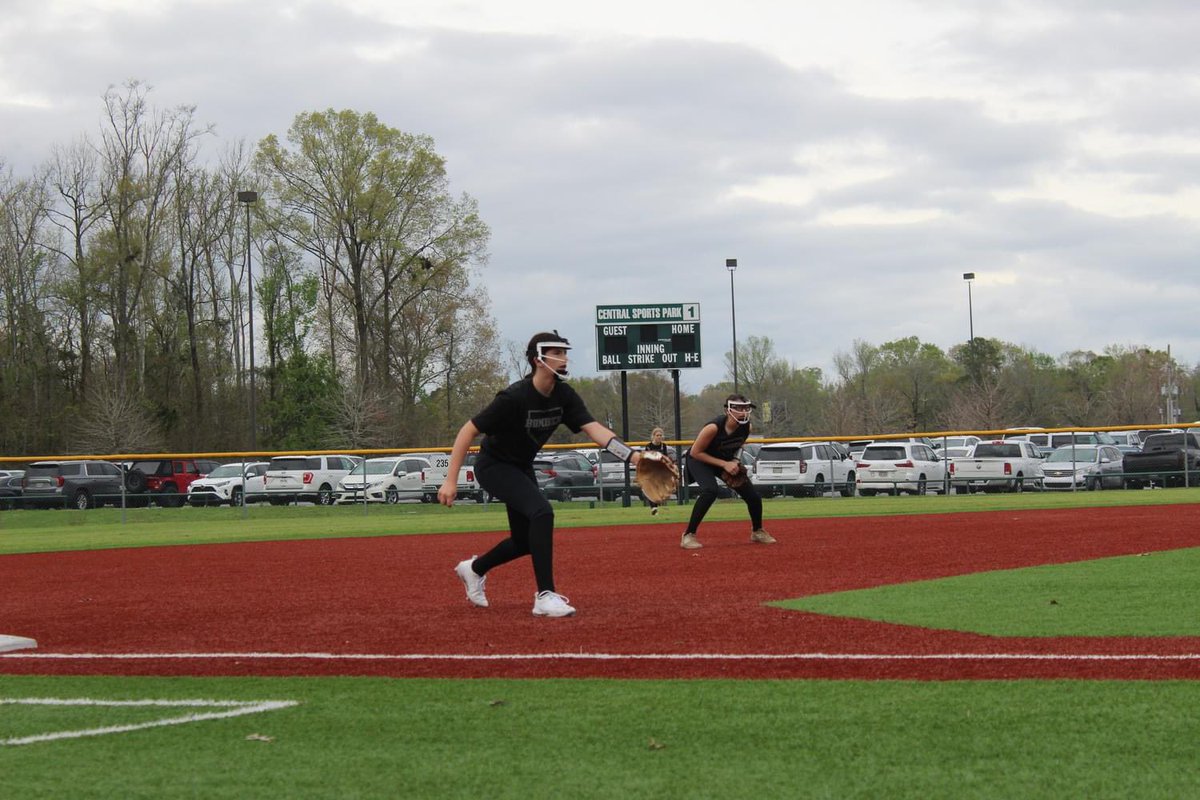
[684,458,763,534]
[471,454,557,593]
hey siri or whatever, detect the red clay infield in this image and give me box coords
[2,505,1199,680]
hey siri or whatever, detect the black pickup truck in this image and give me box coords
[1121,431,1200,488]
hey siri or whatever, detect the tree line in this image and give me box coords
[556,335,1197,447]
[2,82,1195,458]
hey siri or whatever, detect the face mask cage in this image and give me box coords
[726,401,754,424]
[534,341,572,380]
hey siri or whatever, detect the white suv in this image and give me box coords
[856,442,947,496]
[752,441,857,497]
[263,455,362,506]
[187,461,269,506]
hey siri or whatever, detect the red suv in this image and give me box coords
[123,459,220,507]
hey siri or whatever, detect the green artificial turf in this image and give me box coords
[2,676,1199,799]
[775,547,1200,636]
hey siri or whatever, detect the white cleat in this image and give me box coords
[532,590,576,617]
[455,557,489,607]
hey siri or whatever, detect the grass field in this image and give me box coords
[3,676,1200,799]
[3,489,1199,797]
[779,546,1200,636]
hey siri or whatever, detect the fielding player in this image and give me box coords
[441,331,643,617]
[679,394,775,550]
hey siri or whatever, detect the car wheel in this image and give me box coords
[558,487,573,502]
[317,486,335,506]
[914,477,927,496]
[230,486,245,506]
[1009,475,1024,494]
[158,486,184,508]
[859,489,875,497]
[812,476,826,497]
[73,490,93,510]
[840,475,856,497]
[1088,476,1102,491]
[385,488,400,504]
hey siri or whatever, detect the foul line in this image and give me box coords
[3,651,1200,662]
[0,697,299,746]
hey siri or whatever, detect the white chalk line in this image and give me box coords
[0,697,298,746]
[3,651,1200,662]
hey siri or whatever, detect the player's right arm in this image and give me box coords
[439,421,480,507]
[688,423,738,474]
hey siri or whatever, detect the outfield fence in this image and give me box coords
[1,423,1196,520]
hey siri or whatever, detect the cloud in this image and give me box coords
[3,0,1200,392]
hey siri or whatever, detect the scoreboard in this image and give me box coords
[595,303,702,371]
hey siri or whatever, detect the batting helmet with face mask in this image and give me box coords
[724,393,756,425]
[526,331,572,380]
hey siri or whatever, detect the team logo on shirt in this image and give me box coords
[526,408,562,441]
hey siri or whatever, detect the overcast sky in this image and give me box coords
[4,0,1200,392]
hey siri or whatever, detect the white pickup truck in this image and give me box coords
[421,451,485,503]
[948,440,1044,493]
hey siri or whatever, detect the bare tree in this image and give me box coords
[93,80,210,390]
[72,371,164,454]
[328,380,390,449]
[45,138,105,398]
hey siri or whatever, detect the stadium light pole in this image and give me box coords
[238,190,259,450]
[962,272,975,341]
[727,258,739,393]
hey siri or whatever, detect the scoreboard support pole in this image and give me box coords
[672,368,687,505]
[620,370,632,507]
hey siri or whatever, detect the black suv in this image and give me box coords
[533,452,599,501]
[22,460,126,509]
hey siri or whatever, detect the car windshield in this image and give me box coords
[205,464,245,479]
[347,460,399,477]
[1046,447,1098,463]
[862,446,907,460]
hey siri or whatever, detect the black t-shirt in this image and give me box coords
[694,414,750,460]
[473,377,595,465]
